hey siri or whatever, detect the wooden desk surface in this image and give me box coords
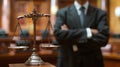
[103,52,120,60]
[9,62,56,67]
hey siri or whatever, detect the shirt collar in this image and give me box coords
[74,1,89,14]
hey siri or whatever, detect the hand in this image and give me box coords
[91,29,98,34]
[61,24,68,30]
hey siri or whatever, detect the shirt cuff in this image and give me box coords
[86,28,92,38]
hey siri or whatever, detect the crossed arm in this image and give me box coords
[54,10,109,47]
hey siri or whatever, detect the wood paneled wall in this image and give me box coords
[10,0,50,35]
[110,0,120,34]
[0,0,3,27]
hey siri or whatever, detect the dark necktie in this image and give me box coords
[79,6,85,26]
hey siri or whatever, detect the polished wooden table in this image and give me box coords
[103,52,120,67]
[9,62,56,67]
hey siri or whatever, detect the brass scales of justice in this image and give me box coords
[19,8,51,66]
[9,8,52,66]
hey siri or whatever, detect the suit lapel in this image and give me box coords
[83,5,96,28]
[69,5,82,28]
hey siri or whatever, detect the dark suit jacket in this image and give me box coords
[54,4,109,67]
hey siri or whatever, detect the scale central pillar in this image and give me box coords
[24,8,49,66]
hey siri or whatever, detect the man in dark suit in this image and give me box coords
[53,0,109,67]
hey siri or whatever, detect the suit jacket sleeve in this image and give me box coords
[88,10,109,47]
